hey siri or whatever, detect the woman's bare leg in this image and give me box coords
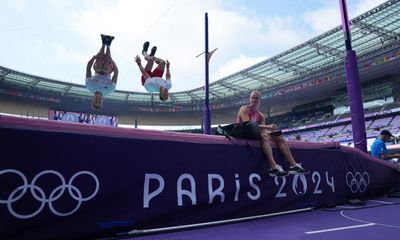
[260,133,278,169]
[274,136,297,166]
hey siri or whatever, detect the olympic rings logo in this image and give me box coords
[345,171,370,193]
[0,169,99,219]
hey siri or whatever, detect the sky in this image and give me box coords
[0,0,387,93]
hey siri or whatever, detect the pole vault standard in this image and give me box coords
[203,12,211,134]
[339,0,367,152]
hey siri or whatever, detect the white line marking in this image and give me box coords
[125,208,313,235]
[368,199,395,204]
[340,210,400,228]
[305,223,375,234]
[335,205,361,209]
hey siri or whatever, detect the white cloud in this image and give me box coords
[261,15,308,48]
[303,0,389,35]
[6,0,27,12]
[54,45,87,63]
[214,54,267,80]
[63,0,212,91]
[0,1,318,92]
[59,0,312,92]
[303,1,341,34]
[353,0,387,15]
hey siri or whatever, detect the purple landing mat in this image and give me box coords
[124,197,400,240]
[1,115,400,240]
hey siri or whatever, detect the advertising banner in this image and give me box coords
[1,116,399,239]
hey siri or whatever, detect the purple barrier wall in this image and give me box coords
[0,115,399,239]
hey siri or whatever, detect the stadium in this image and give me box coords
[1,1,400,140]
[1,1,400,240]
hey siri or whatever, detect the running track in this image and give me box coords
[117,197,400,240]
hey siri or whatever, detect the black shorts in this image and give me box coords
[230,121,261,140]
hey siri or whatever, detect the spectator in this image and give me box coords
[371,130,400,161]
[78,113,85,123]
[54,111,65,121]
[295,134,302,141]
[110,116,118,127]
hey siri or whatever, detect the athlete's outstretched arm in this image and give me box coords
[237,106,250,122]
[111,62,118,84]
[135,55,147,74]
[86,56,96,78]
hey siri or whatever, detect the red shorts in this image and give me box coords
[141,67,165,85]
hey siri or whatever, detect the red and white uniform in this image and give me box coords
[236,105,263,124]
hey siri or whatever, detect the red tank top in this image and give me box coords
[237,105,263,124]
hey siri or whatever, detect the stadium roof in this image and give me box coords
[1,0,399,110]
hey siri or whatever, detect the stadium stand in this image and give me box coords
[0,0,399,133]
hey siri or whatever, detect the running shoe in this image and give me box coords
[142,41,150,56]
[269,165,288,177]
[101,34,107,44]
[289,163,310,175]
[105,35,114,46]
[150,46,157,57]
